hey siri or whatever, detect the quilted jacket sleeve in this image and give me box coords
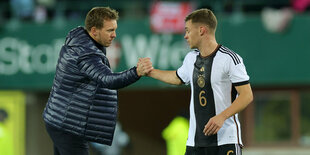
[77,53,140,90]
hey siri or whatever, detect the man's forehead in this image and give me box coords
[185,20,191,26]
[185,21,195,28]
[187,21,205,28]
[103,20,117,27]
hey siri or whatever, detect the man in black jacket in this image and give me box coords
[43,7,152,155]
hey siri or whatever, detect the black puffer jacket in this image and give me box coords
[43,26,140,145]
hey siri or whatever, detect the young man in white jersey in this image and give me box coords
[147,9,253,155]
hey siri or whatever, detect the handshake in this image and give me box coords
[136,57,153,76]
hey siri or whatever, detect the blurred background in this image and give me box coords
[0,0,310,155]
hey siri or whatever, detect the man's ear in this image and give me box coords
[90,27,97,37]
[199,26,206,36]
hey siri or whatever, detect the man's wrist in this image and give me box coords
[135,66,142,77]
[220,112,229,120]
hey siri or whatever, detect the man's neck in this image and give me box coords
[198,38,218,57]
[86,31,104,51]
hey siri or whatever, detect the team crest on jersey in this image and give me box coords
[200,67,205,72]
[197,75,205,88]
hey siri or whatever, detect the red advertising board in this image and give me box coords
[150,2,194,34]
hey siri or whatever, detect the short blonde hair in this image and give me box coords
[185,9,217,31]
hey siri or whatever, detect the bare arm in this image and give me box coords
[203,83,253,136]
[148,69,183,85]
[221,83,253,119]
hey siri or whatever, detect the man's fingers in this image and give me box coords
[137,57,153,76]
[205,123,216,136]
[203,121,211,134]
[142,60,152,69]
[209,125,218,135]
[140,57,151,62]
[144,66,153,74]
[147,67,154,73]
[203,119,220,136]
[213,128,220,135]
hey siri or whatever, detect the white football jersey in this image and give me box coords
[177,45,249,147]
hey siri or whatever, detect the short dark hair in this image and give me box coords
[85,7,119,32]
[185,9,217,31]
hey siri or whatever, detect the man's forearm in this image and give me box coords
[220,84,253,119]
[221,94,252,119]
[148,69,182,85]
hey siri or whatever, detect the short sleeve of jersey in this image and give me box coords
[227,54,250,86]
[176,53,192,85]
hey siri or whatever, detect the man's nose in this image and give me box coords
[184,34,188,39]
[112,32,116,38]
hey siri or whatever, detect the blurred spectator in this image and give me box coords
[34,0,55,23]
[162,111,189,155]
[292,0,310,12]
[34,5,47,23]
[90,122,130,155]
[37,0,55,7]
[261,7,293,33]
[10,0,34,20]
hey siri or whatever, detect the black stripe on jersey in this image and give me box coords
[219,49,238,65]
[232,80,249,86]
[221,47,241,64]
[233,116,241,145]
[193,52,217,147]
[176,70,185,84]
[231,85,238,102]
[231,86,241,146]
[219,47,241,65]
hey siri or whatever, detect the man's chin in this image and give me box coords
[191,43,200,49]
[103,43,111,47]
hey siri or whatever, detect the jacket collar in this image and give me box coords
[85,29,107,55]
[65,26,106,56]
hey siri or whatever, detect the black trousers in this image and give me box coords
[185,144,242,155]
[45,123,89,155]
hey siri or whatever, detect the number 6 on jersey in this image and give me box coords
[199,90,207,106]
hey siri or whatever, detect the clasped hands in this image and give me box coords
[136,57,153,76]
